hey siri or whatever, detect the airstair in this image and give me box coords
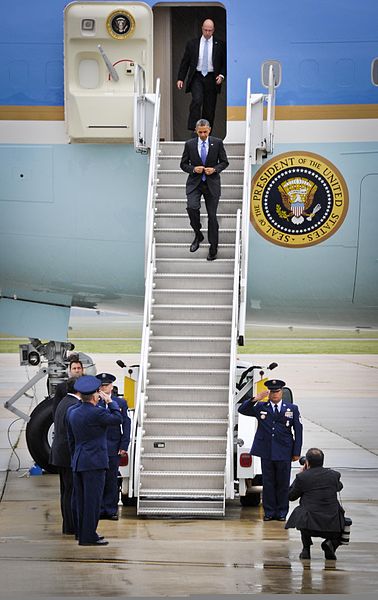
[131,72,276,517]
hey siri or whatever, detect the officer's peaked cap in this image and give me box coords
[74,375,101,394]
[96,372,116,385]
[264,379,286,391]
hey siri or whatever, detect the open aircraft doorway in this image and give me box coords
[153,3,227,141]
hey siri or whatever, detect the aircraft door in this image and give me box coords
[153,3,226,141]
[353,174,378,306]
[64,2,153,142]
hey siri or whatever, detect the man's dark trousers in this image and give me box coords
[187,180,219,249]
[188,72,217,130]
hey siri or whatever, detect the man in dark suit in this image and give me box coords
[49,377,81,535]
[96,372,131,521]
[177,18,226,131]
[238,379,303,521]
[180,118,229,260]
[285,447,345,560]
[67,375,122,546]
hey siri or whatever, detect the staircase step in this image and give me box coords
[153,273,234,290]
[155,243,236,259]
[154,228,238,243]
[141,436,227,453]
[149,320,231,336]
[146,368,230,386]
[144,402,228,420]
[151,304,232,321]
[141,454,226,473]
[137,505,224,517]
[155,198,242,214]
[152,289,233,305]
[156,184,242,199]
[155,257,234,275]
[157,170,243,185]
[143,418,227,437]
[154,213,237,229]
[140,471,225,489]
[148,336,232,353]
[137,487,225,498]
[148,352,230,370]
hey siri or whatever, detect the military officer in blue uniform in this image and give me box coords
[96,372,131,520]
[67,375,122,546]
[238,379,303,521]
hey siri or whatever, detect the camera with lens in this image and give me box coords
[299,456,307,466]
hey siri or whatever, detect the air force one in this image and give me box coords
[0,0,377,342]
[1,0,377,514]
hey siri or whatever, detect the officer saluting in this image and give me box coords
[67,375,122,546]
[96,373,131,521]
[238,379,303,521]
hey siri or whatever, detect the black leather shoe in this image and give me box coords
[79,539,109,546]
[276,516,286,521]
[263,515,274,521]
[190,232,204,253]
[99,514,118,521]
[321,540,337,560]
[207,249,217,261]
[299,548,311,559]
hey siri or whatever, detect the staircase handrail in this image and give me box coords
[238,78,253,345]
[129,78,160,497]
[226,208,242,499]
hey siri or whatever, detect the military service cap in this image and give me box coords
[74,375,101,394]
[264,379,286,391]
[96,372,116,385]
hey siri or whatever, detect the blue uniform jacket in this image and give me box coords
[238,399,303,461]
[67,401,122,472]
[98,396,131,456]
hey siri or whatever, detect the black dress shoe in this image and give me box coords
[79,539,109,546]
[207,250,217,261]
[321,539,337,560]
[190,232,204,253]
[276,516,286,521]
[263,515,274,521]
[99,514,118,520]
[299,548,311,559]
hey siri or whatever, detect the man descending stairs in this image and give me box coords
[137,140,244,517]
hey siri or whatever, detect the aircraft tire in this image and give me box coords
[240,492,261,507]
[26,397,58,474]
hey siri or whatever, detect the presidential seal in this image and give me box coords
[251,152,349,248]
[106,10,135,40]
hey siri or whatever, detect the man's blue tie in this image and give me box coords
[201,141,207,181]
[201,39,208,76]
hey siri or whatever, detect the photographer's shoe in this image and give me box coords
[299,548,311,560]
[321,540,337,560]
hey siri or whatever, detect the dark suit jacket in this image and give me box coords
[180,136,229,197]
[285,466,345,532]
[177,36,226,94]
[238,400,303,461]
[51,381,68,417]
[50,393,80,468]
[67,401,122,472]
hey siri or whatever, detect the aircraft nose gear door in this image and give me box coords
[64,2,153,142]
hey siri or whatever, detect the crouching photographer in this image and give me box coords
[285,447,346,560]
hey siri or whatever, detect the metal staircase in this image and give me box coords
[135,141,243,517]
[129,72,276,517]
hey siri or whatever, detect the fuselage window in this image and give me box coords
[261,60,282,88]
[372,58,378,86]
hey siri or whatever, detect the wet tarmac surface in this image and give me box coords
[1,353,378,597]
